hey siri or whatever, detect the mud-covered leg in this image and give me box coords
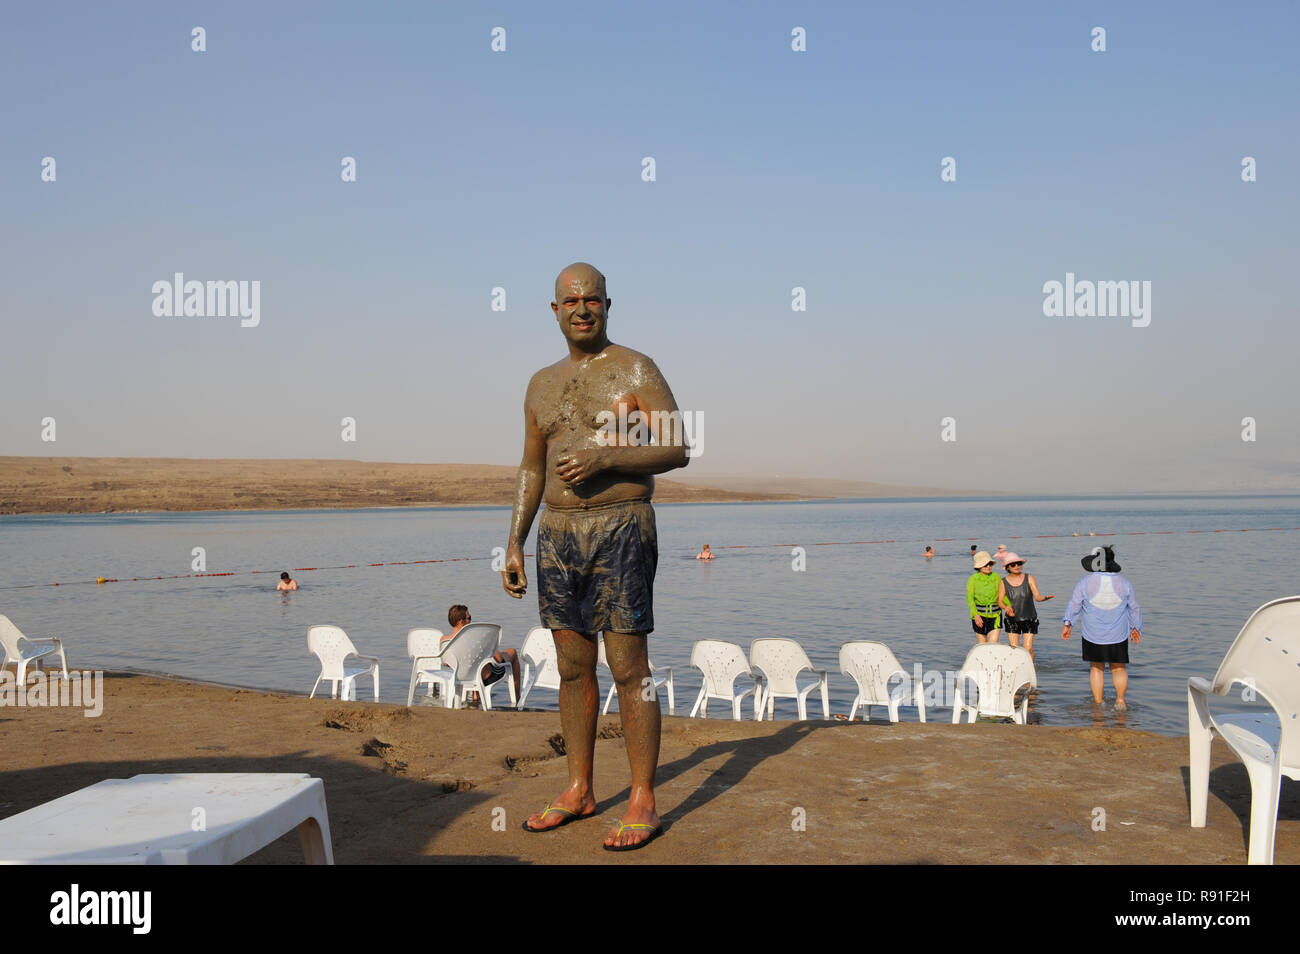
[602,630,661,848]
[523,629,598,831]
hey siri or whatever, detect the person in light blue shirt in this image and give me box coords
[1061,546,1142,709]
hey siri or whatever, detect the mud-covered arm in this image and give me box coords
[509,380,546,548]
[503,379,546,597]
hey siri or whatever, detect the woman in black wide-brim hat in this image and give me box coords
[1061,545,1143,710]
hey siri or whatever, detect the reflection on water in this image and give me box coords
[1,495,1297,737]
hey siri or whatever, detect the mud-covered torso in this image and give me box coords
[530,346,655,509]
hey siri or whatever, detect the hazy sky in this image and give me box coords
[3,1,1297,493]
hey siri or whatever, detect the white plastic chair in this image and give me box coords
[750,638,829,721]
[517,627,560,709]
[1188,595,1300,865]
[839,641,926,723]
[439,623,516,710]
[405,627,447,707]
[688,639,762,721]
[0,614,69,684]
[598,636,675,715]
[307,625,379,701]
[951,644,1036,724]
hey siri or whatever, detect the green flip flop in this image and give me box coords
[602,820,663,852]
[521,803,589,833]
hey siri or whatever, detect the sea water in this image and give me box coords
[2,494,1296,736]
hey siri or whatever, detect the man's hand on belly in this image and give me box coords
[556,448,609,485]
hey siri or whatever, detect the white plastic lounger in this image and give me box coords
[0,773,333,865]
[1188,595,1300,865]
[0,614,69,684]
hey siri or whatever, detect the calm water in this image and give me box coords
[2,495,1297,736]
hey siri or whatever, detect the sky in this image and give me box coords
[2,0,1297,493]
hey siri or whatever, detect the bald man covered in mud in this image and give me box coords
[503,263,689,851]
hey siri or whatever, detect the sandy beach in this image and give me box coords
[1,671,1291,864]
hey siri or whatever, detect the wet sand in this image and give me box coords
[1,672,1292,864]
[0,457,804,514]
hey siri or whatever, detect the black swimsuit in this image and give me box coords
[1004,576,1040,635]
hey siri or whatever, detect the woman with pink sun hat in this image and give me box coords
[996,553,1055,659]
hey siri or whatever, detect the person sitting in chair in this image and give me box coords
[441,604,520,703]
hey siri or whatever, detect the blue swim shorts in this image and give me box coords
[536,499,657,635]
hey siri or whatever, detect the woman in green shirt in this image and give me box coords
[966,550,1009,643]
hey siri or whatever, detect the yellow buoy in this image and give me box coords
[96,577,106,584]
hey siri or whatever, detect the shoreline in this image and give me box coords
[0,456,999,515]
[1,669,1293,864]
[4,457,1295,516]
[0,497,830,518]
[0,456,807,514]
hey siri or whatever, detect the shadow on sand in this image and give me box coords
[1178,762,1299,860]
